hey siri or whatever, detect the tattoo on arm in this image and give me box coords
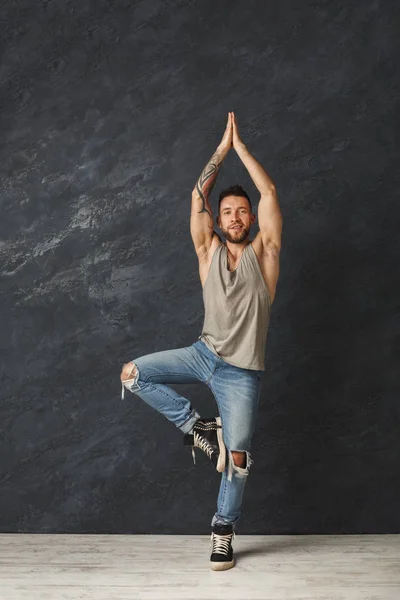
[195,149,223,217]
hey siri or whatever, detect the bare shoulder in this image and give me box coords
[197,231,224,288]
[251,232,281,304]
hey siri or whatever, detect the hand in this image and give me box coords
[232,112,244,150]
[218,112,233,153]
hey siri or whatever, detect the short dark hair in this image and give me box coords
[218,184,252,214]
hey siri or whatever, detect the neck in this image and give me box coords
[225,239,250,259]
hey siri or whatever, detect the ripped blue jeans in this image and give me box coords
[121,338,263,530]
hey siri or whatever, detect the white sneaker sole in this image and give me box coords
[210,558,235,571]
[215,416,226,473]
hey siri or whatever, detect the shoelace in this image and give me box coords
[193,431,213,459]
[190,421,220,464]
[210,531,235,554]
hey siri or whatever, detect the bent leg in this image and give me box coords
[120,344,212,434]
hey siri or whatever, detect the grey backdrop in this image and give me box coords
[1,0,399,534]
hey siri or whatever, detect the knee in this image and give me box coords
[120,361,138,383]
[231,451,247,468]
[227,449,254,482]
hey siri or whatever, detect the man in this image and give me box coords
[120,112,282,571]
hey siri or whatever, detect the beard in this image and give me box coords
[221,224,250,244]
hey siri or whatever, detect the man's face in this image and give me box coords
[217,195,256,244]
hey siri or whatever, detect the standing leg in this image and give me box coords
[208,363,262,529]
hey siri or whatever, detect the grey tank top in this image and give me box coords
[199,242,272,371]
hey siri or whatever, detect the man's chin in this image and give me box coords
[224,229,249,244]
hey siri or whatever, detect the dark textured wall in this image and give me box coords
[1,0,399,534]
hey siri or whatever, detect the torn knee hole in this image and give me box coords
[121,362,138,383]
[231,451,247,468]
[228,450,254,481]
[227,450,253,482]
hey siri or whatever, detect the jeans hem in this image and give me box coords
[179,410,201,434]
[211,514,237,530]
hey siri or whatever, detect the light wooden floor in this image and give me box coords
[0,534,399,600]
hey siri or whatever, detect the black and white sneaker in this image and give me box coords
[210,523,235,571]
[183,417,226,473]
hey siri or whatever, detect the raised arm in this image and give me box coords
[190,113,233,257]
[232,113,282,251]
